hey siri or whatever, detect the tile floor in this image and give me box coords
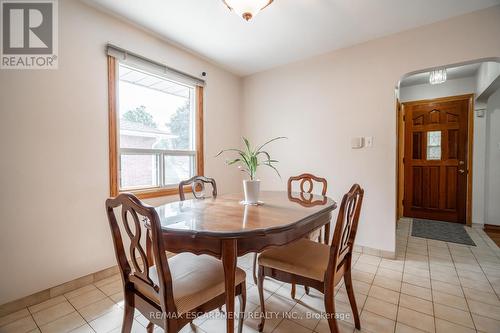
[1,219,500,333]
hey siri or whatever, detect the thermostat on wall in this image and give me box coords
[351,137,364,149]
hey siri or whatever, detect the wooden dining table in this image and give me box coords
[154,190,337,333]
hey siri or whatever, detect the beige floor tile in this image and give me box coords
[376,268,403,281]
[432,291,467,311]
[403,273,431,289]
[363,297,397,320]
[368,285,400,305]
[467,300,500,321]
[379,259,404,272]
[434,319,475,333]
[357,255,382,266]
[246,285,272,306]
[430,271,460,285]
[273,319,310,333]
[273,284,306,300]
[39,312,85,333]
[430,280,463,297]
[89,307,124,333]
[335,288,366,311]
[68,289,108,310]
[459,277,494,293]
[354,263,378,275]
[315,318,355,333]
[372,275,402,292]
[404,267,430,279]
[395,322,427,333]
[32,301,75,326]
[78,297,119,322]
[0,315,37,333]
[96,280,122,296]
[401,283,432,301]
[472,313,500,333]
[462,287,500,306]
[0,308,30,327]
[351,270,375,284]
[360,310,395,333]
[233,306,281,333]
[398,294,433,316]
[352,280,371,295]
[397,307,435,333]
[433,303,474,329]
[68,324,95,333]
[28,296,67,315]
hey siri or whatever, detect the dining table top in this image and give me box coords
[154,191,337,237]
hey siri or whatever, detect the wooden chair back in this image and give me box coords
[327,184,364,276]
[105,193,176,313]
[179,176,217,201]
[287,173,327,196]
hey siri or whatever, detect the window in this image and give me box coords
[108,51,204,198]
[426,131,441,160]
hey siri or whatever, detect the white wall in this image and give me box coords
[242,6,500,253]
[0,0,242,304]
[477,62,500,97]
[484,89,500,226]
[399,77,476,102]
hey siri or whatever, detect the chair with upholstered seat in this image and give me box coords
[256,184,364,333]
[252,173,328,292]
[106,193,246,333]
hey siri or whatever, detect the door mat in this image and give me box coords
[411,219,475,246]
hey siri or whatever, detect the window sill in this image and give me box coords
[119,185,194,200]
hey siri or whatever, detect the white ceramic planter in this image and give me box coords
[243,179,261,204]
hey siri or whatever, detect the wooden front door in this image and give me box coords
[403,96,471,223]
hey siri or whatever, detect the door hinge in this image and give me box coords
[403,157,405,164]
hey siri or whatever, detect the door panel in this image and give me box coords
[403,97,469,223]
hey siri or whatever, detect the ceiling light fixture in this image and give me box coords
[223,0,274,21]
[429,69,447,85]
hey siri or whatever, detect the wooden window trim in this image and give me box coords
[107,55,204,199]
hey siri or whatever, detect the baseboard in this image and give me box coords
[0,252,179,318]
[0,265,119,318]
[484,224,500,233]
[353,245,395,259]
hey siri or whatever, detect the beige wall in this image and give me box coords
[242,6,500,252]
[0,0,242,304]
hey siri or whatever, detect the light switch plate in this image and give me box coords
[365,136,374,148]
[351,137,364,149]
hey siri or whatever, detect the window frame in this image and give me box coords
[108,55,204,199]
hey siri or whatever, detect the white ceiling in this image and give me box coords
[84,0,500,76]
[400,63,482,87]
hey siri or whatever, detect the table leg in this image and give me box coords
[222,239,237,333]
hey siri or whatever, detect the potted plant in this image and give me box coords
[216,137,286,204]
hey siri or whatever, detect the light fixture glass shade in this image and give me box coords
[223,0,273,21]
[429,69,447,85]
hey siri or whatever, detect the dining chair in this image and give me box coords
[106,193,247,333]
[178,175,217,201]
[252,173,328,289]
[288,173,328,242]
[256,184,364,333]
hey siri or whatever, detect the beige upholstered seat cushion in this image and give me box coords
[258,238,332,282]
[137,253,246,315]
